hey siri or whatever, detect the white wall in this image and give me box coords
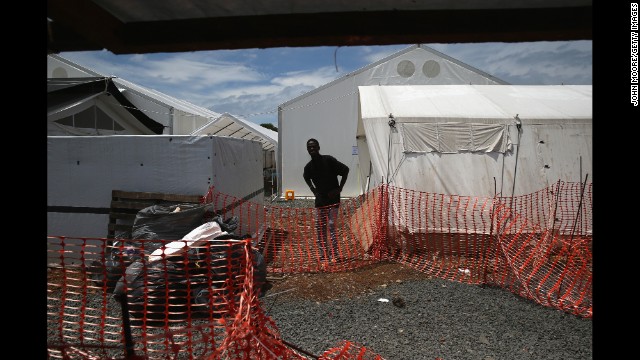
[48,135,264,264]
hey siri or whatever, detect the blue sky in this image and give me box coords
[60,41,592,127]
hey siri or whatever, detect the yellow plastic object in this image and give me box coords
[285,190,295,200]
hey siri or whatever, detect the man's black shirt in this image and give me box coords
[303,154,349,207]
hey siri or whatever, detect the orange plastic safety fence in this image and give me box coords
[202,186,388,275]
[47,237,302,359]
[381,182,592,318]
[320,340,385,360]
[47,181,591,359]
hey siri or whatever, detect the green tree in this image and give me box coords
[260,123,278,132]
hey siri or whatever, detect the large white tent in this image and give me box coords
[357,85,592,197]
[277,44,508,198]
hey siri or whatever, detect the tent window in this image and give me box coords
[400,122,511,154]
[422,60,441,78]
[54,105,124,131]
[55,116,73,127]
[397,60,415,78]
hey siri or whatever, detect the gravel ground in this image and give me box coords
[262,277,592,360]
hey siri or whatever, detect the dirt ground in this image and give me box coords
[47,260,434,304]
[264,261,433,302]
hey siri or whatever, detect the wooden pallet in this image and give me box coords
[108,190,203,239]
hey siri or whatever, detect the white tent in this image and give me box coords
[192,113,278,169]
[277,44,508,198]
[47,77,165,136]
[47,54,277,171]
[357,85,592,197]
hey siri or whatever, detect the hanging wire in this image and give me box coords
[334,46,341,72]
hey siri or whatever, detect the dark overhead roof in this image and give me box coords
[48,77,165,134]
[47,0,592,55]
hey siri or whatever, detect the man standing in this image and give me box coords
[303,138,349,263]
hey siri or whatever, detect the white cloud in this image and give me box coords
[429,41,592,85]
[272,66,341,88]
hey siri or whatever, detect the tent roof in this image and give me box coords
[280,44,509,108]
[358,85,592,130]
[113,77,223,120]
[47,77,165,134]
[47,0,592,55]
[112,78,277,152]
[48,53,223,119]
[192,113,277,152]
[48,54,277,152]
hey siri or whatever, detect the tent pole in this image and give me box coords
[509,116,522,212]
[386,114,396,184]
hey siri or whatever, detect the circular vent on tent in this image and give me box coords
[52,67,68,78]
[397,60,415,78]
[422,60,441,78]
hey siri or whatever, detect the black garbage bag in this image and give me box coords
[113,259,194,326]
[210,215,239,234]
[252,245,270,297]
[208,233,269,297]
[131,203,213,243]
[90,203,221,292]
[113,237,269,326]
[114,234,268,326]
[88,239,145,291]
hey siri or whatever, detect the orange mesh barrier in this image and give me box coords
[201,186,388,275]
[319,341,385,359]
[47,237,305,359]
[381,181,592,318]
[47,180,592,359]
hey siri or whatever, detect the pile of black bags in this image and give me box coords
[89,203,269,325]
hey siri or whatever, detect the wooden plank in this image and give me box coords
[108,223,135,233]
[108,212,137,221]
[111,190,202,203]
[110,200,159,211]
[108,190,204,239]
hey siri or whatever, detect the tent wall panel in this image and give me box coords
[47,135,264,244]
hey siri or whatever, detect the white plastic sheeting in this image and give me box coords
[192,113,277,151]
[400,123,511,153]
[278,44,507,199]
[47,135,264,239]
[147,221,227,263]
[357,85,592,197]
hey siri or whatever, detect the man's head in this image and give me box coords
[306,138,320,158]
